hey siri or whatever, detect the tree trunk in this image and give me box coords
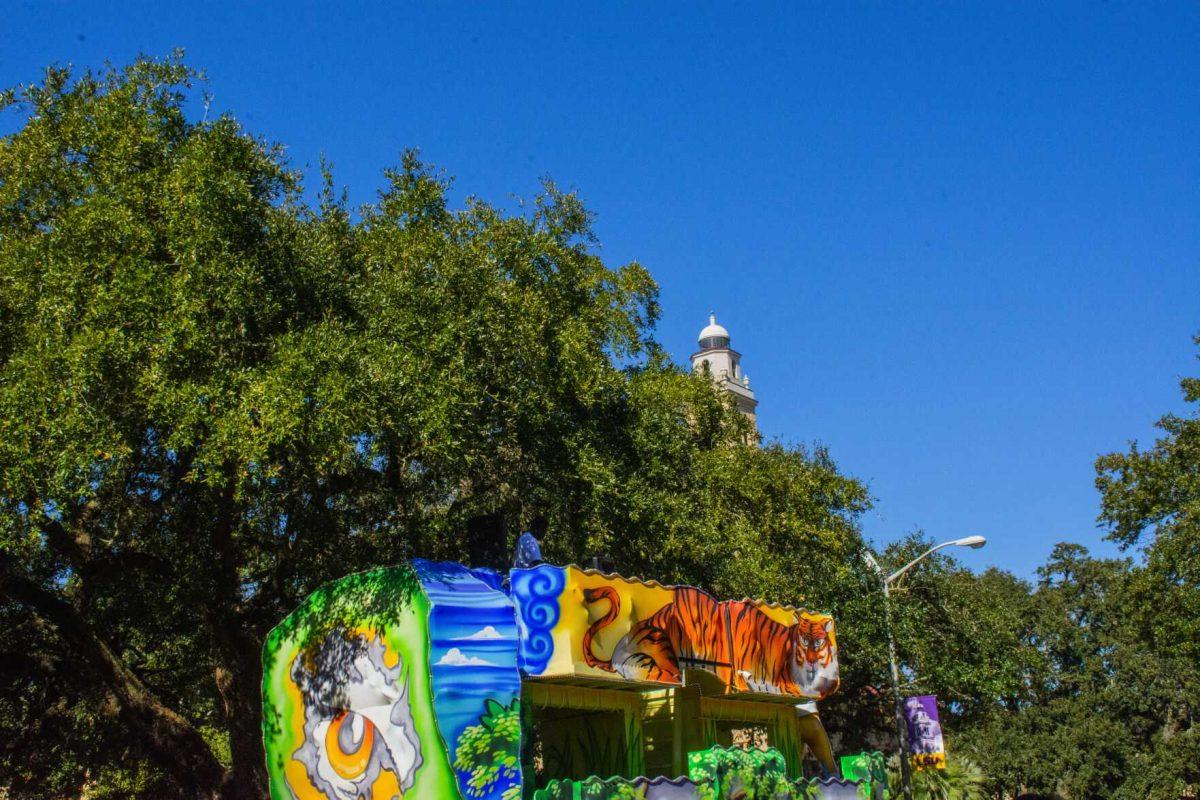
[212,624,270,800]
[208,477,270,800]
[0,559,228,799]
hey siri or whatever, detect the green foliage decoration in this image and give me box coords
[453,699,522,800]
[686,745,816,799]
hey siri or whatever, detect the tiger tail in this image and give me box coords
[581,586,619,672]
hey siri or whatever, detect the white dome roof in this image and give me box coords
[698,313,729,343]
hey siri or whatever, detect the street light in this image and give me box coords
[862,536,987,800]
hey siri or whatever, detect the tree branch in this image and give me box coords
[0,555,226,798]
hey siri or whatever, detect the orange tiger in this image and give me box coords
[581,585,838,699]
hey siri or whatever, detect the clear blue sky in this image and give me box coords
[6,2,1198,576]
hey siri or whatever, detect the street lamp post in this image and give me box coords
[863,536,987,800]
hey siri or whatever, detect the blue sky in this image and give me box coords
[5,3,1198,576]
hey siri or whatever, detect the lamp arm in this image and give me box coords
[885,541,955,585]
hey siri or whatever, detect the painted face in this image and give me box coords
[793,617,838,697]
[289,630,423,799]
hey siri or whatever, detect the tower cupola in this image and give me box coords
[690,312,758,425]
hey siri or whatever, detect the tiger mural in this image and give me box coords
[579,584,839,699]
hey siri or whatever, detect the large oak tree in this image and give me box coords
[0,56,877,798]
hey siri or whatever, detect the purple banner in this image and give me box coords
[903,694,946,769]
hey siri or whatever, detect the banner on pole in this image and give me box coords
[903,694,946,770]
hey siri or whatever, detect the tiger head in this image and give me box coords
[792,615,838,699]
[288,629,423,799]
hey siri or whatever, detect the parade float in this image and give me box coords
[262,560,883,799]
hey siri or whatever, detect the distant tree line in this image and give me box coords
[0,55,1195,799]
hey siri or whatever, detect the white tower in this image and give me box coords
[691,313,758,424]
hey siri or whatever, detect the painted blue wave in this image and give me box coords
[509,565,566,675]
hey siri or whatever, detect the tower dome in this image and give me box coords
[697,313,730,350]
